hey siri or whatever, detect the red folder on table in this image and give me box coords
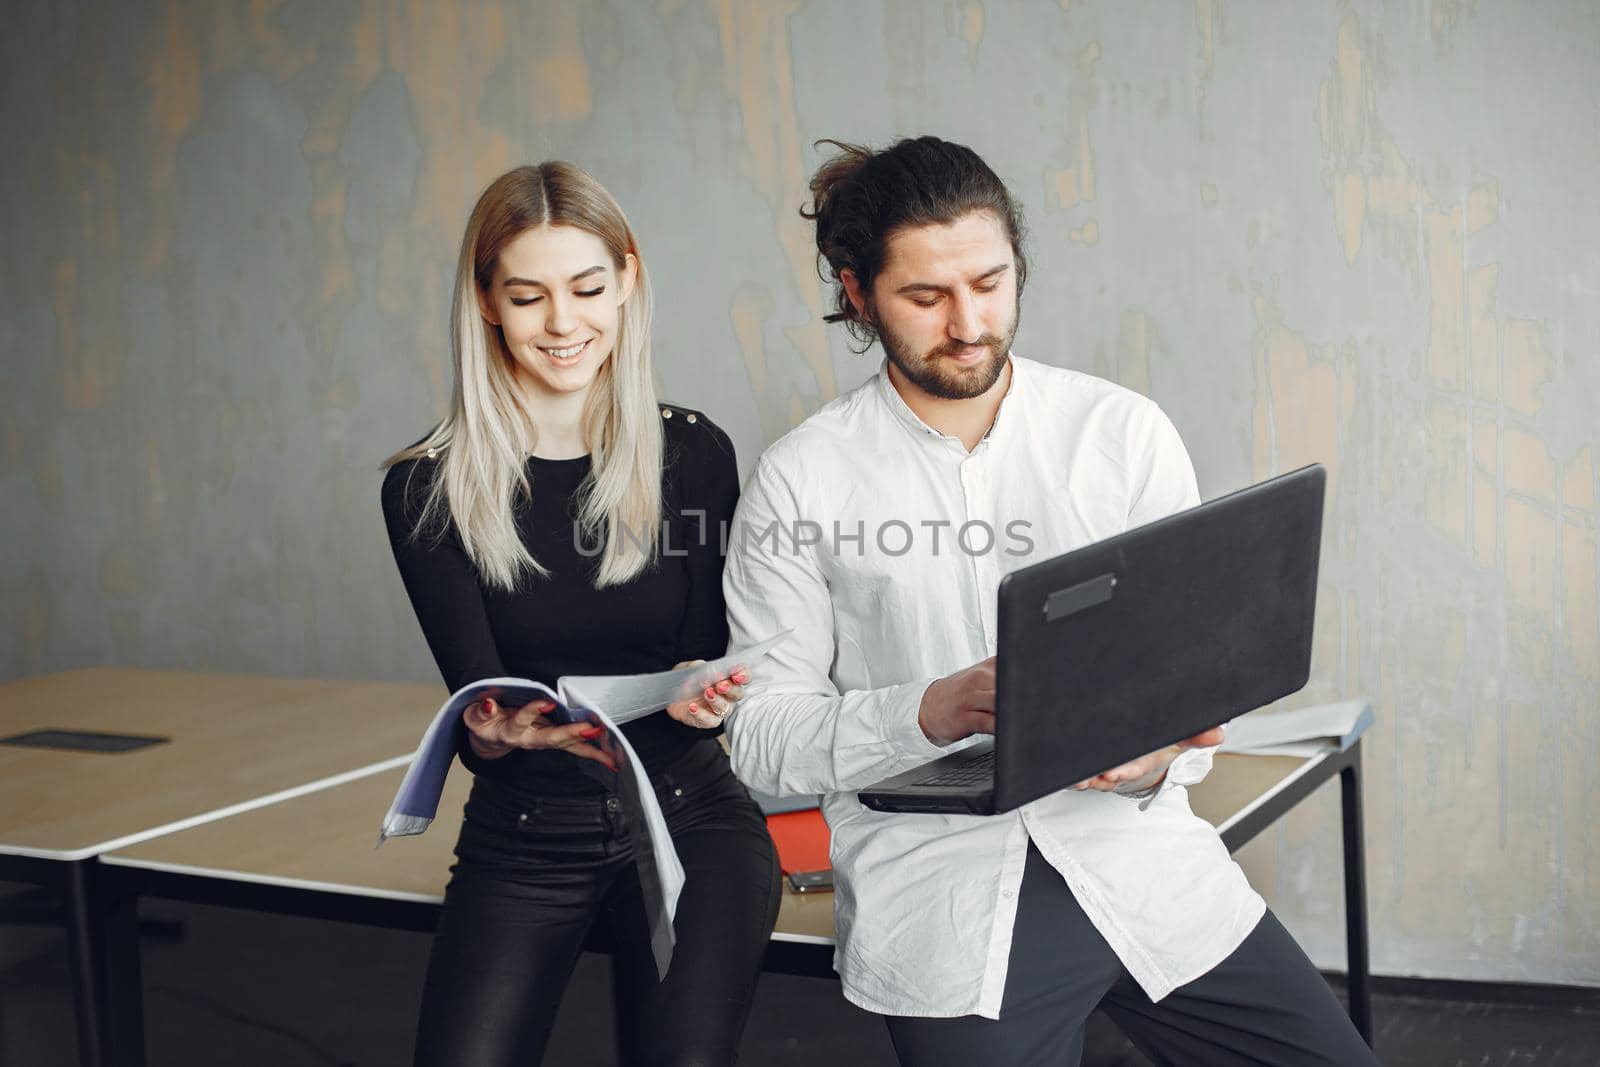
[765,809,830,875]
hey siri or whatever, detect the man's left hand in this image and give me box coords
[1072,726,1225,795]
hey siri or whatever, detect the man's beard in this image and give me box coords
[877,298,1019,401]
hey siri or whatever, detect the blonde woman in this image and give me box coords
[382,163,780,1066]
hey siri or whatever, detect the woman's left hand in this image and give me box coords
[665,661,751,728]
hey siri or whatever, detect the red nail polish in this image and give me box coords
[580,726,604,739]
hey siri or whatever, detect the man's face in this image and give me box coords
[859,210,1019,401]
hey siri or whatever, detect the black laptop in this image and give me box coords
[857,465,1326,816]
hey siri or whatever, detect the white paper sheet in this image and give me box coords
[557,630,792,723]
[1219,699,1374,754]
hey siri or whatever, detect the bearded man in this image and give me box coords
[722,136,1376,1067]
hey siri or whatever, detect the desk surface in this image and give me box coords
[0,669,442,860]
[102,750,1326,946]
[101,762,839,943]
[1189,751,1317,833]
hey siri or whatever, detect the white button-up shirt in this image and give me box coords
[723,355,1265,1019]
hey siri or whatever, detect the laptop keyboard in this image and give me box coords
[920,749,996,787]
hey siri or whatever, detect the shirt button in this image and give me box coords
[673,787,684,797]
[1001,889,1015,899]
[604,797,621,812]
[685,413,697,424]
[660,407,673,419]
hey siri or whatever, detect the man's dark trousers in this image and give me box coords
[885,843,1379,1066]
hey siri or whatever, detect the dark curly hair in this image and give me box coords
[801,136,1029,352]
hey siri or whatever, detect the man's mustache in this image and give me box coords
[927,335,1007,360]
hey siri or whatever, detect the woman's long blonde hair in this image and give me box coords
[385,163,663,589]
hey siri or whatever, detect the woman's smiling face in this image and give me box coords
[478,223,637,402]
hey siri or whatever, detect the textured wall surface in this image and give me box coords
[3,1,1595,986]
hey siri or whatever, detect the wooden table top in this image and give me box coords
[0,668,444,858]
[1188,751,1322,831]
[105,764,466,898]
[102,762,842,941]
[102,749,1326,945]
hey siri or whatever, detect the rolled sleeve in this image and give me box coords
[1132,743,1217,811]
[1164,743,1216,788]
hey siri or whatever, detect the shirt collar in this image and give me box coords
[985,355,1023,447]
[873,353,1023,449]
[875,359,943,440]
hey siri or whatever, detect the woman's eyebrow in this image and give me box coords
[502,264,607,288]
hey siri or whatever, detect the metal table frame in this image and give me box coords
[1212,740,1370,1040]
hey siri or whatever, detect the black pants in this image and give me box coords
[885,844,1379,1067]
[413,739,782,1067]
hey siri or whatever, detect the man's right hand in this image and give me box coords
[462,697,618,771]
[917,656,997,745]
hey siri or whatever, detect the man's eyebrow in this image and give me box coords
[893,263,1011,295]
[501,265,607,288]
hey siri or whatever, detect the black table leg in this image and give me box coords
[63,859,108,1067]
[100,872,147,1067]
[1339,743,1373,1045]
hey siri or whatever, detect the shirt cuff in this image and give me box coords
[882,677,946,763]
[1133,745,1214,810]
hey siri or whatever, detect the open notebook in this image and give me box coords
[378,629,790,979]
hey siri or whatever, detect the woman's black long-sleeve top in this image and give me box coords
[381,406,739,795]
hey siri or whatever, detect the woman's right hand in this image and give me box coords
[462,697,617,772]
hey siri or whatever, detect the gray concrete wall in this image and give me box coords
[3,0,1595,987]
